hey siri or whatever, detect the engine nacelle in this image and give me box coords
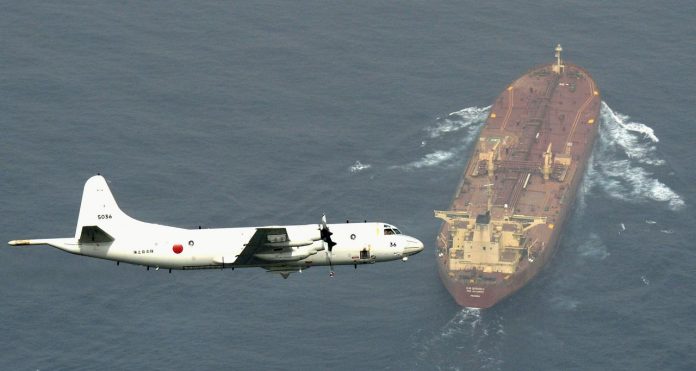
[254,242,323,262]
[264,240,315,248]
[284,226,322,243]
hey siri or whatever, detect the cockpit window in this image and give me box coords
[393,228,402,235]
[384,228,402,235]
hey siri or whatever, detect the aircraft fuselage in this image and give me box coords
[9,175,424,276]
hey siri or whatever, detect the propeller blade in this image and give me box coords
[320,213,337,252]
[321,214,336,277]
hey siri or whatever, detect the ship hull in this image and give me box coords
[436,54,600,309]
[437,197,563,308]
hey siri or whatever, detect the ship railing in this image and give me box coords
[495,160,540,172]
[434,210,471,223]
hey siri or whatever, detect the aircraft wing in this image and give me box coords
[233,227,289,265]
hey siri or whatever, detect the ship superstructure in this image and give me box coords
[436,45,600,308]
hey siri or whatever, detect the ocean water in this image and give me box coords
[2,1,694,370]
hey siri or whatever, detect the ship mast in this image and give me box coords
[483,183,494,212]
[542,142,553,180]
[552,44,564,74]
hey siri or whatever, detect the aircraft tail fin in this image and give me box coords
[74,175,131,239]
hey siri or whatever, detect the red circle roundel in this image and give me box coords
[172,244,184,254]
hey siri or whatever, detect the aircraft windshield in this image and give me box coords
[384,228,402,235]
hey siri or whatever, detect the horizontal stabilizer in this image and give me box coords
[78,226,114,244]
[8,240,36,246]
[7,238,80,253]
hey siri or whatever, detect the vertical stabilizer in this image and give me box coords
[74,175,131,239]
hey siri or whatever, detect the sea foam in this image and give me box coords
[427,106,491,139]
[349,160,371,173]
[584,102,684,211]
[393,105,488,170]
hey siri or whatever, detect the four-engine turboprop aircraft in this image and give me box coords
[8,175,424,278]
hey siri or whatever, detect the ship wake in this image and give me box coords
[426,106,492,139]
[410,308,505,370]
[580,101,684,211]
[386,101,684,215]
[391,106,490,170]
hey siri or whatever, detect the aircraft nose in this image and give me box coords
[403,237,424,256]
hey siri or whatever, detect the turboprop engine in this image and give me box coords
[253,241,325,262]
[253,226,325,262]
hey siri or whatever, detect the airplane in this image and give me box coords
[8,175,424,278]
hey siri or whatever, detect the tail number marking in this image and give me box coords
[97,214,113,220]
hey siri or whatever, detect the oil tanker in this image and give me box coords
[435,45,601,308]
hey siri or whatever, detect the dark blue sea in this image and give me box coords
[2,1,694,369]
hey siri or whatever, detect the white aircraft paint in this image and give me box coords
[9,175,424,278]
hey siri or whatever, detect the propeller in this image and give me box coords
[320,214,337,252]
[320,214,337,277]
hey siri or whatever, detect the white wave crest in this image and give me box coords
[599,102,663,165]
[392,105,488,171]
[349,160,371,173]
[593,160,683,209]
[427,106,490,138]
[585,102,685,210]
[392,150,455,170]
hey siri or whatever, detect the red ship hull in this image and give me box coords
[436,52,600,309]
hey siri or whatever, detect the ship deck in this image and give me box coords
[452,63,599,220]
[436,53,601,308]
